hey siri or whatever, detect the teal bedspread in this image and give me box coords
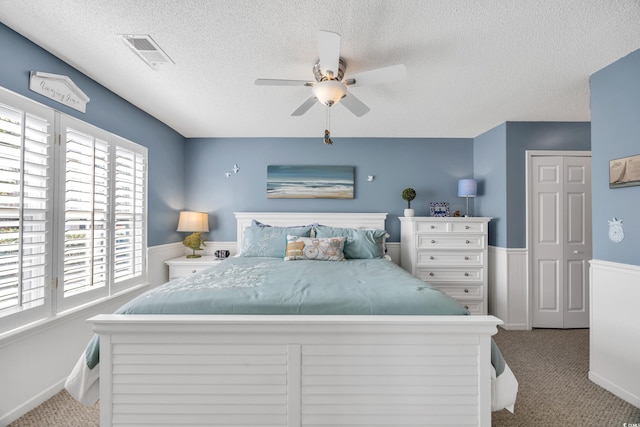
[85,257,469,369]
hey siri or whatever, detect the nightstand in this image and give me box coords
[164,255,224,280]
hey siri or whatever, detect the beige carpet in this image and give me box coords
[8,328,640,427]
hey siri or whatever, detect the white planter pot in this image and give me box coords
[404,208,415,217]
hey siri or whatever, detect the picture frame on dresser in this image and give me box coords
[429,201,450,217]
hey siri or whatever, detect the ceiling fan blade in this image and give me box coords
[255,79,312,86]
[340,92,370,117]
[291,96,318,116]
[345,64,407,86]
[317,31,341,78]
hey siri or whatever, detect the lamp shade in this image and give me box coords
[312,80,347,107]
[176,211,209,232]
[457,179,478,197]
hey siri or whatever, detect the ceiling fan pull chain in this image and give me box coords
[324,106,333,145]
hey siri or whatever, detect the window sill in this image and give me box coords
[0,282,150,349]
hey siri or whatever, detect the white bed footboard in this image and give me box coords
[90,314,501,427]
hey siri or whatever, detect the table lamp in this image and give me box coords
[176,211,209,258]
[458,179,477,217]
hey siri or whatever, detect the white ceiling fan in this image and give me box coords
[255,31,407,117]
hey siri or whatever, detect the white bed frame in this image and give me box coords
[90,212,503,427]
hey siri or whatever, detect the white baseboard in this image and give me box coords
[0,379,65,427]
[488,246,529,330]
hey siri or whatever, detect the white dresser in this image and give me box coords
[399,217,492,314]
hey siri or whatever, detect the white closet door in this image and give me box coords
[531,154,591,328]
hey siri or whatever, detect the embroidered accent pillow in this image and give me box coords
[284,235,346,261]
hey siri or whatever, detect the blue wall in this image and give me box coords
[184,137,474,242]
[590,49,640,266]
[0,24,186,246]
[473,122,591,248]
[474,123,507,247]
[505,122,591,248]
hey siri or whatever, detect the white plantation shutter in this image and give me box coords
[0,88,147,333]
[113,146,146,285]
[62,127,110,298]
[0,95,53,328]
[57,115,147,310]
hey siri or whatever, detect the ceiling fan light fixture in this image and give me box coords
[312,80,346,107]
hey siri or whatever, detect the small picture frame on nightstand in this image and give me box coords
[429,202,450,217]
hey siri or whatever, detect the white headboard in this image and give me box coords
[233,212,388,254]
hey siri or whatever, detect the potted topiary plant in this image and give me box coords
[402,187,416,217]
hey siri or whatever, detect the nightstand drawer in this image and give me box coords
[416,251,483,266]
[416,267,483,282]
[416,234,485,250]
[170,265,210,278]
[165,256,223,279]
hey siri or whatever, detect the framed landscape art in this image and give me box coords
[267,165,355,199]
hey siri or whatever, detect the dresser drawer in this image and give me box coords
[416,251,483,266]
[433,284,484,299]
[415,221,449,233]
[416,267,483,282]
[416,234,485,250]
[459,300,484,315]
[415,221,487,234]
[450,221,486,233]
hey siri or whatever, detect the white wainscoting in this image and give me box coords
[589,259,640,408]
[488,246,529,330]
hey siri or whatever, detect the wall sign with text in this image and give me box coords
[29,71,90,113]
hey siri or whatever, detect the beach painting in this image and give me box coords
[267,165,354,199]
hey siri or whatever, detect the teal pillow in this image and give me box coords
[314,226,388,259]
[241,225,312,257]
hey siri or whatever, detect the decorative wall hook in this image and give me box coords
[367,175,374,182]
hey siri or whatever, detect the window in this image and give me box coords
[0,88,147,334]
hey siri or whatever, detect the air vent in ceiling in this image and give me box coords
[119,34,174,70]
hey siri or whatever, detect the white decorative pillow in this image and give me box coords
[284,235,346,261]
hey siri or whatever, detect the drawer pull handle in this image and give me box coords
[429,272,434,277]
[464,272,469,277]
[465,225,470,229]
[430,256,435,260]
[464,288,469,293]
[464,305,469,310]
[192,269,197,273]
[430,225,435,229]
[431,240,436,244]
[464,256,469,260]
[465,240,470,244]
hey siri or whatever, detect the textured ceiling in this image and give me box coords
[1,0,639,138]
